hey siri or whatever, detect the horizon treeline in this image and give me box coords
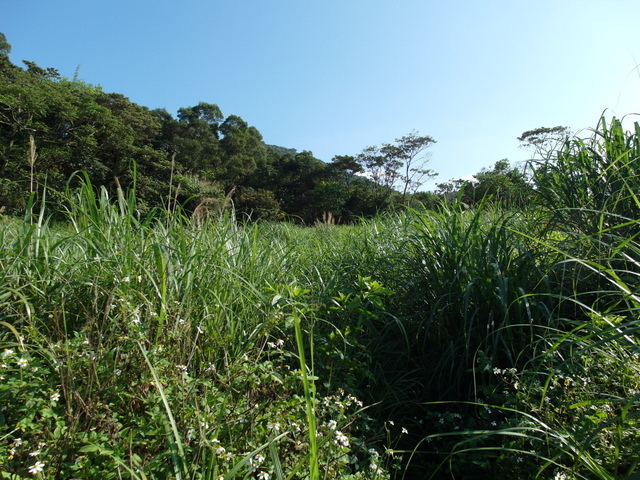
[0,33,530,222]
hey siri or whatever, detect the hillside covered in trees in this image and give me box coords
[0,33,532,223]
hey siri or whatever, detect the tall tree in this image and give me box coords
[169,102,224,173]
[518,126,570,159]
[218,114,265,184]
[356,145,400,195]
[355,131,437,205]
[329,155,363,185]
[389,131,437,203]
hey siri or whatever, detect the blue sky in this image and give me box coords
[4,0,640,187]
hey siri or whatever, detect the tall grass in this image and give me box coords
[409,118,640,479]
[531,116,640,238]
[2,116,639,479]
[0,177,386,479]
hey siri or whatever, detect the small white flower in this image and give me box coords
[2,349,14,357]
[13,438,23,446]
[28,461,45,474]
[334,430,349,448]
[17,358,28,368]
[402,427,408,434]
[122,276,130,283]
[29,449,41,457]
[50,392,60,402]
[257,472,270,480]
[267,422,280,431]
[326,419,337,430]
[176,364,188,373]
[215,445,226,455]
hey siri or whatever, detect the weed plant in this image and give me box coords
[0,179,389,479]
[2,116,640,479]
[415,118,640,479]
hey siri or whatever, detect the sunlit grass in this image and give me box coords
[2,117,640,479]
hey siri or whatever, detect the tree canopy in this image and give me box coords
[0,32,464,223]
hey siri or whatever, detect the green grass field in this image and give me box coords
[2,118,640,479]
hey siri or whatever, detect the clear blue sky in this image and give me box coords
[4,0,640,187]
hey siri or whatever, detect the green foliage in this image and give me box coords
[1,32,439,224]
[436,159,532,208]
[3,29,640,480]
[353,132,437,206]
[413,118,640,479]
[531,117,640,237]
[0,178,391,479]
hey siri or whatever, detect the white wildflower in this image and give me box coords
[28,461,45,474]
[267,421,280,432]
[334,430,349,448]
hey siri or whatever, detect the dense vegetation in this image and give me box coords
[0,33,532,225]
[2,32,640,480]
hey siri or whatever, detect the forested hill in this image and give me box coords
[0,33,530,222]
